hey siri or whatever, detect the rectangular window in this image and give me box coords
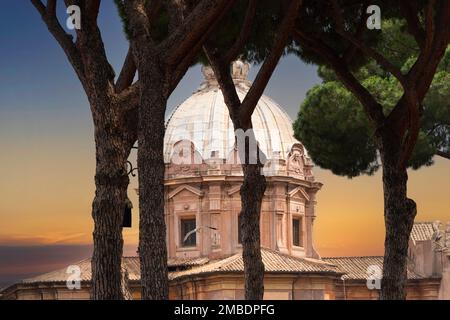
[293,217,303,247]
[181,218,196,247]
[238,214,242,244]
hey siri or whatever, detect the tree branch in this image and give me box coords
[124,0,155,47]
[169,0,235,95]
[203,44,243,120]
[398,93,422,169]
[239,0,303,124]
[223,0,258,63]
[389,1,449,169]
[166,0,185,34]
[47,0,57,16]
[293,28,386,126]
[406,0,450,102]
[162,0,232,67]
[116,46,137,93]
[86,0,101,22]
[423,0,436,54]
[399,2,425,49]
[30,0,86,84]
[436,150,450,160]
[144,0,164,22]
[329,0,407,89]
[115,81,140,113]
[342,8,367,64]
[72,0,117,94]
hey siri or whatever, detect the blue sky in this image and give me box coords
[0,1,321,287]
[0,1,320,121]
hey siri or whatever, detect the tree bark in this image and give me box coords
[91,118,131,300]
[240,163,266,300]
[233,119,267,300]
[31,0,141,300]
[379,136,417,300]
[136,60,169,300]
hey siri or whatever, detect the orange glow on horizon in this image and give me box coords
[0,135,449,258]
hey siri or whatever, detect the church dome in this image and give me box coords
[164,61,302,163]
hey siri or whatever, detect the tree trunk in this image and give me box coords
[240,163,266,300]
[379,140,417,300]
[91,122,130,300]
[137,61,169,300]
[232,120,267,300]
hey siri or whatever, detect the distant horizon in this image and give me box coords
[0,215,446,287]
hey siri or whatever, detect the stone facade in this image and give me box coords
[164,143,322,261]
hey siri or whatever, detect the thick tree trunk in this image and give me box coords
[91,123,130,300]
[379,141,417,300]
[240,163,266,300]
[232,120,267,300]
[137,61,169,300]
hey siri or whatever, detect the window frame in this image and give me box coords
[292,216,303,247]
[180,217,197,248]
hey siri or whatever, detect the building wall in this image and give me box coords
[165,178,320,261]
[333,280,441,300]
[164,141,321,262]
[407,223,450,300]
[438,250,450,299]
[3,275,445,300]
[169,274,337,300]
[2,284,91,300]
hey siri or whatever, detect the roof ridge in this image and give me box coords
[323,256,383,259]
[215,252,243,268]
[260,247,338,268]
[22,257,92,283]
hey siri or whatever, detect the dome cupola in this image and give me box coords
[164,61,312,177]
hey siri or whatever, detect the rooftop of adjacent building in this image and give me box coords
[2,221,449,298]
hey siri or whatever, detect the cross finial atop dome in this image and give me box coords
[201,61,250,89]
[201,64,216,83]
[230,60,250,80]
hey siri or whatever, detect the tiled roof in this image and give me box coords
[23,258,92,284]
[410,222,435,242]
[14,229,441,287]
[169,248,341,281]
[22,256,209,284]
[168,256,209,268]
[323,256,424,280]
[19,249,340,285]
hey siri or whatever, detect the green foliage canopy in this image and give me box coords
[294,20,450,178]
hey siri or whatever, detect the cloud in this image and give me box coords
[0,243,138,289]
[0,244,92,288]
[0,233,88,246]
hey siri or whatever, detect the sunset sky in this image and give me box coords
[0,2,449,287]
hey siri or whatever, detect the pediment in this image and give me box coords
[288,186,310,201]
[168,184,204,199]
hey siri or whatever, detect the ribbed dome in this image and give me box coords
[164,62,300,163]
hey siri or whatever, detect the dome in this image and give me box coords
[164,62,301,163]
